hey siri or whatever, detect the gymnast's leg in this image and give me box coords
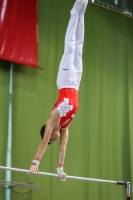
[57,0,85,89]
[74,0,88,87]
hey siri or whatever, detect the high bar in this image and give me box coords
[0,166,126,185]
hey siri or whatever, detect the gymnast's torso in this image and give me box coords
[53,88,78,129]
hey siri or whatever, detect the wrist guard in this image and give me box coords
[32,160,40,166]
[56,167,63,174]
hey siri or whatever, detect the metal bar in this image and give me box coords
[126,182,131,200]
[0,183,44,190]
[6,63,13,200]
[0,182,44,190]
[0,166,125,185]
[0,180,37,187]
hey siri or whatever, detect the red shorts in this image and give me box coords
[53,88,78,129]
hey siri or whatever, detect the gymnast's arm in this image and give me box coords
[57,128,69,180]
[30,110,59,174]
[59,128,69,164]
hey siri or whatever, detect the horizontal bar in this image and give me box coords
[0,166,126,185]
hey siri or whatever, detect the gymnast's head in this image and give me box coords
[40,125,60,145]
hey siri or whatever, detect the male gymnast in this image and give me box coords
[30,0,88,181]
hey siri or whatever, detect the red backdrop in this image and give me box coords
[0,0,38,68]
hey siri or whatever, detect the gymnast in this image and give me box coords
[30,0,88,181]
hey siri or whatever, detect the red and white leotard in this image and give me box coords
[53,88,78,129]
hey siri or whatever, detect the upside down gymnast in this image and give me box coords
[30,0,88,181]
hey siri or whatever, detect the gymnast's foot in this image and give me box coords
[71,0,84,13]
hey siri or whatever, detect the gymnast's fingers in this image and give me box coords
[29,165,38,175]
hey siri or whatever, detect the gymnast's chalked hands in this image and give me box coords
[29,164,67,181]
[29,164,38,175]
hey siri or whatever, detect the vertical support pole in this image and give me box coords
[125,182,130,200]
[114,0,118,5]
[5,63,13,200]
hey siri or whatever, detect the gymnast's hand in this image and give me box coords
[30,164,38,175]
[58,171,67,181]
[60,171,67,181]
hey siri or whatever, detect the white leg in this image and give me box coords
[57,0,85,90]
[74,1,88,85]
